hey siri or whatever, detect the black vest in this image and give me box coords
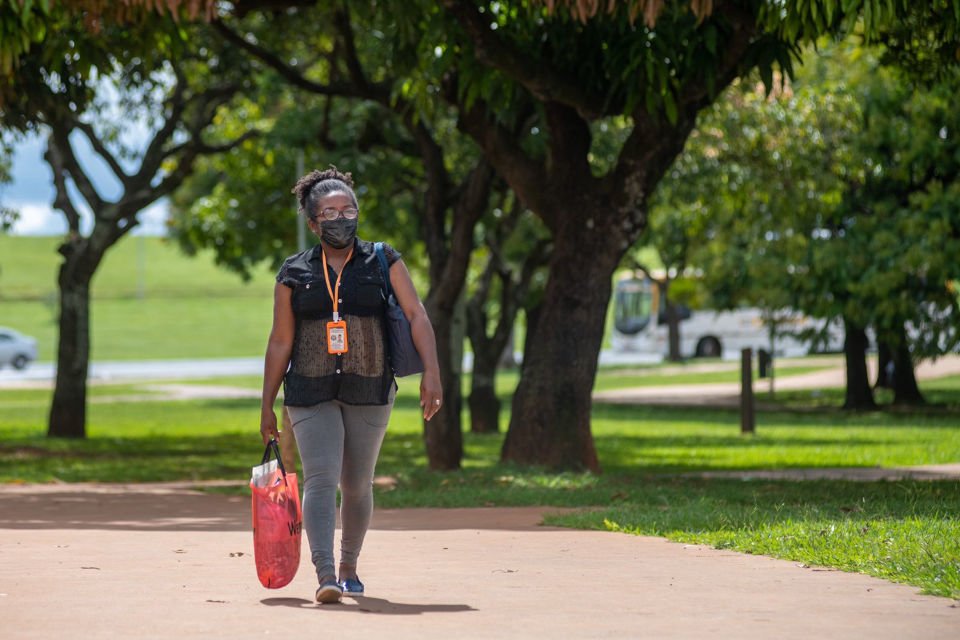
[277,239,400,406]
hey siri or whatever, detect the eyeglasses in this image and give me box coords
[315,207,359,221]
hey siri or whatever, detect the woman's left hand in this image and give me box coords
[420,371,443,421]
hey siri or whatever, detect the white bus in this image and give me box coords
[610,277,843,360]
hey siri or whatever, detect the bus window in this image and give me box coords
[614,279,653,335]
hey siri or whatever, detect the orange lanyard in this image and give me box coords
[321,247,354,322]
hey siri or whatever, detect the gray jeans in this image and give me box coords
[287,389,393,582]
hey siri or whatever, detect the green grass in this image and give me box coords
[547,479,960,599]
[0,236,277,299]
[0,236,276,361]
[2,374,960,596]
[768,378,960,410]
[2,235,959,598]
[0,235,655,361]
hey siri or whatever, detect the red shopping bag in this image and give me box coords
[251,439,302,589]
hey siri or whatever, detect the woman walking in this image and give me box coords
[260,167,441,603]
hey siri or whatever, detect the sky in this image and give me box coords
[3,129,170,237]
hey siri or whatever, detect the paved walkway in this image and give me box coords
[1,483,958,639]
[677,463,960,481]
[3,358,959,637]
[593,354,960,406]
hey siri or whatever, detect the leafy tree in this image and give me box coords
[395,0,960,469]
[2,11,255,437]
[169,96,425,279]
[11,0,959,463]
[825,62,960,405]
[650,42,960,410]
[170,4,509,469]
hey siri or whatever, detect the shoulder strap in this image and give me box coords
[374,242,394,297]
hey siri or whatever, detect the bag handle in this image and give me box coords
[374,242,394,299]
[261,438,288,481]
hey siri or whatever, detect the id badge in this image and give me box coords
[326,320,348,355]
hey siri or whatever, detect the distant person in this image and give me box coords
[259,166,442,604]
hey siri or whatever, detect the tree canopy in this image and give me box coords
[7,0,960,464]
[649,41,960,406]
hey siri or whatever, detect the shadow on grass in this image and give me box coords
[591,400,960,427]
[2,385,958,490]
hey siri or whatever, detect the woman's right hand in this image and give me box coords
[260,408,279,445]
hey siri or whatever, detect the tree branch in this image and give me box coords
[333,4,372,93]
[74,121,130,187]
[432,159,496,307]
[544,101,592,184]
[676,2,759,114]
[43,135,82,234]
[134,68,189,191]
[212,19,376,99]
[47,122,105,213]
[414,123,453,285]
[231,0,316,17]
[441,0,610,119]
[608,1,759,226]
[451,86,548,222]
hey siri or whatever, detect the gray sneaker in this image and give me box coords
[316,577,343,604]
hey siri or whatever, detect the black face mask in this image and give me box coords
[319,218,357,249]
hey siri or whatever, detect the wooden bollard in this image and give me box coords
[741,348,755,435]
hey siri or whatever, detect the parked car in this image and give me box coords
[0,327,38,370]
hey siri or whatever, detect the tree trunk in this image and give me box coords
[501,232,618,472]
[842,317,876,411]
[498,330,517,369]
[423,298,464,470]
[891,325,924,405]
[465,262,500,434]
[468,368,500,434]
[875,341,894,389]
[522,304,542,361]
[48,253,94,438]
[467,298,503,434]
[39,73,241,440]
[663,280,682,362]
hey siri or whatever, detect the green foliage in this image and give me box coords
[684,65,859,309]
[761,0,910,43]
[169,94,430,278]
[166,3,485,279]
[0,139,15,230]
[831,63,960,354]
[3,370,960,482]
[0,3,191,132]
[877,0,960,84]
[404,0,741,126]
[650,42,960,357]
[0,0,51,76]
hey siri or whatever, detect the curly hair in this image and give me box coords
[291,166,358,219]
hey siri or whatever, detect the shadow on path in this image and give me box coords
[261,596,476,615]
[0,485,569,532]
